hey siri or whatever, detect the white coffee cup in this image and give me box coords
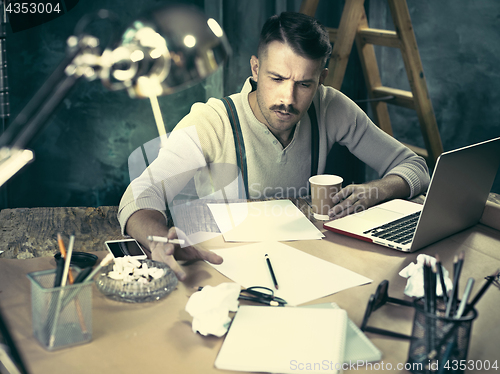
[308,174,343,220]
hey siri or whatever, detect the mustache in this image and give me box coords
[270,104,300,115]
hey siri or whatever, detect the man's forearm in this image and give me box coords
[330,174,412,219]
[125,209,171,251]
[373,174,411,203]
[124,208,223,280]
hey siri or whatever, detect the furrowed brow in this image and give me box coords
[268,71,316,84]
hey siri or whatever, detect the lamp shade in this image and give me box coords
[101,4,231,98]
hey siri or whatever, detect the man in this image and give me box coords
[118,12,430,280]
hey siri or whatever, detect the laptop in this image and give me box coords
[324,137,500,252]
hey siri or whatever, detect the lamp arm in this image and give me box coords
[12,72,79,149]
[11,73,81,150]
[0,36,100,149]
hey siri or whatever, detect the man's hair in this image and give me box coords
[258,12,332,66]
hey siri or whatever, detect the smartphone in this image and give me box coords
[105,239,147,260]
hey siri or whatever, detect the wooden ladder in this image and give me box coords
[300,0,443,167]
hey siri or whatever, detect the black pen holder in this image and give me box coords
[407,299,477,374]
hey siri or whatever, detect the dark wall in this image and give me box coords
[367,0,500,191]
[2,0,499,210]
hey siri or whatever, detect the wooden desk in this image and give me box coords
[1,200,499,374]
[0,206,122,259]
[0,192,498,259]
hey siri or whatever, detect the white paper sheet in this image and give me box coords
[207,200,324,242]
[208,242,372,306]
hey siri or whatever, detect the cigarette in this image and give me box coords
[147,235,185,245]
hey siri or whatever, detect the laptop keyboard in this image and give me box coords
[363,211,421,245]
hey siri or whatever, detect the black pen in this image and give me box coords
[53,257,65,287]
[445,252,464,317]
[430,263,437,315]
[73,267,94,284]
[435,254,448,304]
[265,254,279,290]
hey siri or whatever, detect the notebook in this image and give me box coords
[215,305,347,374]
[324,137,500,252]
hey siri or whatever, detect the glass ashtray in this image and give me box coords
[95,259,178,303]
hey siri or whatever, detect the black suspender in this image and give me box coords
[308,102,319,179]
[222,97,249,199]
[222,96,319,199]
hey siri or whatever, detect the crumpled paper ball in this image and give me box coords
[185,282,240,337]
[399,254,453,297]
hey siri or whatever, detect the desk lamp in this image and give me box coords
[0,3,231,188]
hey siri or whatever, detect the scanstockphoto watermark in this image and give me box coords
[290,359,425,371]
[248,183,310,200]
[248,182,380,217]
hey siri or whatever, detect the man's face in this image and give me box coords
[250,41,327,138]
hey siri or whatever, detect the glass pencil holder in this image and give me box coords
[27,268,93,351]
[407,299,477,374]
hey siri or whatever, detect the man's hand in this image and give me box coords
[149,227,223,281]
[125,209,223,281]
[328,175,411,220]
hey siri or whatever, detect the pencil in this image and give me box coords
[265,254,279,290]
[50,234,85,347]
[455,277,474,319]
[437,339,456,374]
[57,234,87,333]
[464,269,499,316]
[60,235,75,287]
[57,233,75,284]
[147,235,185,245]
